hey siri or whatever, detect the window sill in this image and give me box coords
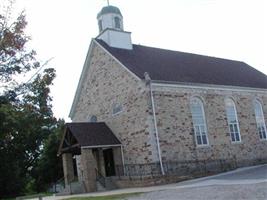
[112,110,123,117]
[231,141,242,144]
[196,144,210,148]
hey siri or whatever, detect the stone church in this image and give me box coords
[58,5,267,193]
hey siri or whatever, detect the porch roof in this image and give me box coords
[58,122,121,155]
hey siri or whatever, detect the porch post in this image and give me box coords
[81,148,97,192]
[62,153,75,186]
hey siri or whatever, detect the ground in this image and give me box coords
[36,164,267,200]
[128,164,267,200]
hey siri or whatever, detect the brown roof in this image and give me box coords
[96,39,267,89]
[66,122,121,147]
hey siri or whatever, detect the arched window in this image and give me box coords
[254,100,267,140]
[225,98,241,142]
[90,115,97,122]
[190,97,209,146]
[114,17,121,29]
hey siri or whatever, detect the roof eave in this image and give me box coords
[151,80,267,92]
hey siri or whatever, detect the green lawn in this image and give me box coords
[64,193,142,200]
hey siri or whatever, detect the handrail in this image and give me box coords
[56,176,65,187]
[95,168,106,187]
[51,176,65,193]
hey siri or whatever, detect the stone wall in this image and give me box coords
[71,40,267,170]
[152,85,267,166]
[72,41,158,164]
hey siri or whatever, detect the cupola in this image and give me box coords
[96,5,132,50]
[97,5,124,32]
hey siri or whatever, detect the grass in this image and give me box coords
[64,192,142,200]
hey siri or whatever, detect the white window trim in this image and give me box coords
[254,100,267,141]
[225,98,242,143]
[190,97,209,147]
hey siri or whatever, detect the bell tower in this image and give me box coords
[97,5,124,32]
[96,5,132,50]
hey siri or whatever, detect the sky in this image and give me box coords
[10,0,267,121]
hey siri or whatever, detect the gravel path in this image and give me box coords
[38,165,267,200]
[127,165,267,200]
[127,183,267,200]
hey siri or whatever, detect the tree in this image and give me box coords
[30,119,65,193]
[0,68,57,197]
[0,3,40,84]
[0,2,61,197]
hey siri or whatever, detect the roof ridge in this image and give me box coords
[132,43,244,64]
[95,38,267,89]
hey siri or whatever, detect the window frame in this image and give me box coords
[90,115,97,123]
[225,98,242,143]
[112,103,123,116]
[254,99,267,140]
[190,97,209,147]
[114,16,121,29]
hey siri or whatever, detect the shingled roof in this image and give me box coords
[96,39,267,89]
[65,122,121,147]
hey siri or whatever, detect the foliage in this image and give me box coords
[0,68,57,197]
[0,1,63,197]
[0,2,40,83]
[30,119,65,192]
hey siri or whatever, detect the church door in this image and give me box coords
[103,148,116,177]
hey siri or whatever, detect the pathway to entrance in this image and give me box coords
[38,164,267,200]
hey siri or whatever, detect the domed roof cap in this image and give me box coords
[97,5,122,18]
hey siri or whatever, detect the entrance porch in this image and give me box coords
[58,122,123,193]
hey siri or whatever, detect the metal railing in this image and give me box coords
[95,168,106,187]
[52,176,65,193]
[115,158,239,179]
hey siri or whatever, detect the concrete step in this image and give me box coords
[55,185,71,196]
[96,181,106,191]
[105,176,120,190]
[56,181,85,196]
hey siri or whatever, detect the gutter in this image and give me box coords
[145,72,165,175]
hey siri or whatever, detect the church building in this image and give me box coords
[58,5,267,194]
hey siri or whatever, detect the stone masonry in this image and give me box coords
[72,41,159,164]
[80,148,97,192]
[62,153,75,186]
[72,40,267,173]
[152,85,267,165]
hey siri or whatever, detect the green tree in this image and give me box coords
[0,2,61,197]
[0,68,57,197]
[30,119,65,193]
[0,4,40,84]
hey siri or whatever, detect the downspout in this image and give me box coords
[120,145,125,175]
[144,72,165,175]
